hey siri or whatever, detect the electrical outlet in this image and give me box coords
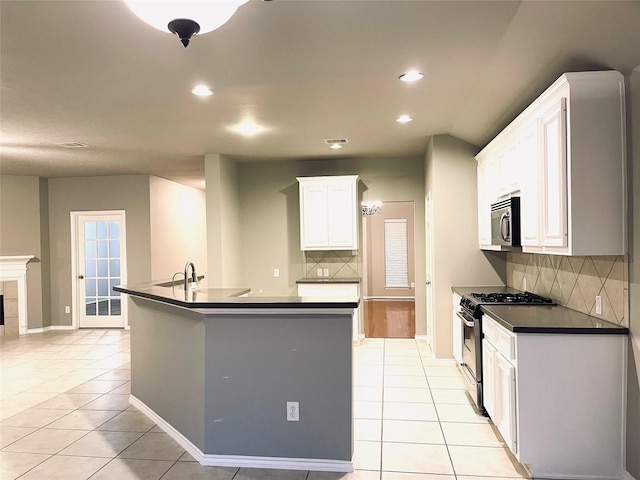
[595,295,602,315]
[65,306,71,314]
[286,401,299,421]
[323,268,329,277]
[317,268,323,277]
[273,268,280,278]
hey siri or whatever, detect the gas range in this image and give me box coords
[456,289,555,415]
[460,291,555,319]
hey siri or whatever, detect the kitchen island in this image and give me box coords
[114,281,358,472]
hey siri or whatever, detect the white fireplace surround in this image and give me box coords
[0,255,34,335]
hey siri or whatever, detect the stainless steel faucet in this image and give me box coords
[184,261,196,291]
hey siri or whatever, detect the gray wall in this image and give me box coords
[626,67,640,480]
[129,296,352,462]
[48,176,152,326]
[233,156,427,334]
[425,135,506,358]
[149,176,207,280]
[0,175,50,329]
[205,154,242,288]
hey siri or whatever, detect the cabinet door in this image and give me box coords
[452,300,463,364]
[477,156,492,246]
[496,135,520,197]
[495,352,517,454]
[519,122,540,247]
[539,98,568,248]
[482,339,497,419]
[327,181,357,249]
[300,183,329,249]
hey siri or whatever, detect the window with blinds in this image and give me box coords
[384,218,409,288]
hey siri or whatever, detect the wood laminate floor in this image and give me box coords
[364,299,415,338]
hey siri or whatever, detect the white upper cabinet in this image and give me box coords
[477,71,626,255]
[297,175,359,251]
[519,120,539,248]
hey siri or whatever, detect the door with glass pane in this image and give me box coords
[73,211,127,328]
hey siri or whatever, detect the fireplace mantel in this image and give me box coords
[0,255,35,335]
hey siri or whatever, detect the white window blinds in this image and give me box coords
[384,218,409,288]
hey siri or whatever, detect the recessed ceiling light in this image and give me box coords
[232,122,261,136]
[399,70,424,82]
[329,144,343,150]
[396,115,413,123]
[191,85,213,96]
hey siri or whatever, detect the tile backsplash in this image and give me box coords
[303,251,360,279]
[506,253,628,326]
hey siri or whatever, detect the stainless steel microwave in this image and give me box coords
[491,197,521,247]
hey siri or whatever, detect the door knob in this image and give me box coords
[78,275,85,279]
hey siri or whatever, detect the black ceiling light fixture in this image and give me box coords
[123,1,250,48]
[167,19,201,48]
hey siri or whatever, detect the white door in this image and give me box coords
[425,192,435,349]
[72,211,127,328]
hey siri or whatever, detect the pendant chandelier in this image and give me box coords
[123,0,250,47]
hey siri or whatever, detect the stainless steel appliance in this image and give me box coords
[491,197,521,247]
[458,290,554,415]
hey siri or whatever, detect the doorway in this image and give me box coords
[362,201,416,338]
[71,211,127,329]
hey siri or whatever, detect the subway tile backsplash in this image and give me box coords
[506,253,628,326]
[303,251,360,279]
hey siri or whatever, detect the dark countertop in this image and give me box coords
[114,280,359,310]
[452,285,518,297]
[296,277,361,284]
[481,304,629,335]
[452,285,628,334]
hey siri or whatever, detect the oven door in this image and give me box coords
[457,310,477,384]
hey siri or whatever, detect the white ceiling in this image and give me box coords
[2,0,640,189]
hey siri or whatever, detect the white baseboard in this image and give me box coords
[129,395,354,473]
[26,324,75,334]
[415,334,428,343]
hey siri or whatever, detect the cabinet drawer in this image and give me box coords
[483,316,516,362]
[494,322,516,362]
[483,318,496,343]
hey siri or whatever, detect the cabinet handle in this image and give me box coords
[78,275,84,279]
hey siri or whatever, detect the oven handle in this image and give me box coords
[456,311,475,328]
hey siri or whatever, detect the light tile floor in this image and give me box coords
[0,330,531,480]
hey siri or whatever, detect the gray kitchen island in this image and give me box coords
[114,281,359,472]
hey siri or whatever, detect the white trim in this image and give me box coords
[49,325,76,331]
[0,255,35,335]
[129,395,354,473]
[362,296,415,300]
[26,324,76,334]
[71,210,128,329]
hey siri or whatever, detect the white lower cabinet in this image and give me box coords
[482,317,517,453]
[482,314,626,479]
[451,293,463,364]
[297,283,360,343]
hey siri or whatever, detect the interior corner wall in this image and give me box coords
[236,156,426,331]
[626,67,640,480]
[47,176,152,326]
[426,135,506,359]
[149,177,207,281]
[204,154,242,288]
[0,175,48,329]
